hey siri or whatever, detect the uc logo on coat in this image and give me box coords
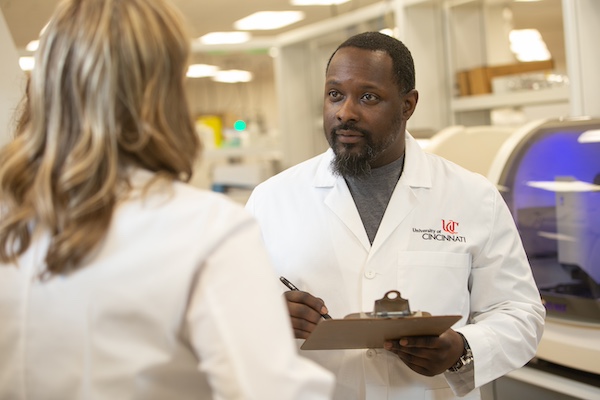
[442,219,459,234]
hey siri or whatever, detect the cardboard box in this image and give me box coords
[457,59,555,96]
[455,70,471,97]
[487,59,554,78]
[467,67,491,95]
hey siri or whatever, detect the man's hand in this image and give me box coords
[383,329,465,376]
[283,291,329,339]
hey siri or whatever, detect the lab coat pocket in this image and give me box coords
[397,251,471,316]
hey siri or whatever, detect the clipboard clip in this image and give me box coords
[373,290,412,318]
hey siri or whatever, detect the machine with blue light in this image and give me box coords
[487,117,600,383]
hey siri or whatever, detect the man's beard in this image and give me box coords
[330,140,375,179]
[328,124,400,179]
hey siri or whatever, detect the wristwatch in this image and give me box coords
[448,332,473,372]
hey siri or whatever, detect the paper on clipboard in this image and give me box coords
[301,290,461,350]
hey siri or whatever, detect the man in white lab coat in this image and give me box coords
[246,32,545,399]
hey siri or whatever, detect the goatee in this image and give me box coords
[330,143,374,179]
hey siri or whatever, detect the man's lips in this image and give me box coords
[335,129,364,144]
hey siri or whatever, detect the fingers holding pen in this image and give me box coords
[283,290,330,339]
[285,290,330,317]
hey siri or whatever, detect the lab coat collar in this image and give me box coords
[401,131,433,189]
[314,132,433,252]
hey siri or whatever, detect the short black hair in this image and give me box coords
[326,31,415,95]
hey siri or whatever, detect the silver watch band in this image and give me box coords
[448,332,473,372]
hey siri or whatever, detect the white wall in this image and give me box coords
[399,2,449,135]
[563,0,600,118]
[0,9,26,146]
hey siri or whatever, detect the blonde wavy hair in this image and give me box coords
[0,0,200,276]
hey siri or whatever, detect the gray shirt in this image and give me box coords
[345,155,405,244]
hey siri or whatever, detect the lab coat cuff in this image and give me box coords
[444,362,475,397]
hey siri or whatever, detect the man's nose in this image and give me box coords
[336,98,359,123]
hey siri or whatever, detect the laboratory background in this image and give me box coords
[1,0,598,399]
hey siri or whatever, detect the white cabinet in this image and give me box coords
[562,0,600,117]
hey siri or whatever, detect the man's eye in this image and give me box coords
[362,93,377,101]
[328,90,342,101]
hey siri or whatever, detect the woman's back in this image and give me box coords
[0,170,333,399]
[0,0,333,397]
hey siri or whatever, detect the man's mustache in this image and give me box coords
[331,124,370,137]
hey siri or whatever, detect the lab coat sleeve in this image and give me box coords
[185,216,334,400]
[245,189,259,217]
[445,189,546,396]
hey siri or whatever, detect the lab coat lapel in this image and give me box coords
[370,133,432,255]
[316,150,371,251]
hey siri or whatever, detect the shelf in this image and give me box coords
[451,86,570,112]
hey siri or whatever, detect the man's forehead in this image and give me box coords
[326,47,393,80]
[331,47,389,62]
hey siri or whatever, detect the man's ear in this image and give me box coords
[402,89,419,120]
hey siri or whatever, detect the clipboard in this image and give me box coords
[301,290,461,350]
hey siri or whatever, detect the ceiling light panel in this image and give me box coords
[212,69,253,83]
[187,64,219,78]
[26,40,39,52]
[199,32,251,45]
[19,57,35,71]
[234,11,305,31]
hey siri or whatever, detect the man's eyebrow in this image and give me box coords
[325,79,382,91]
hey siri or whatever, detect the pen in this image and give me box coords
[279,276,332,319]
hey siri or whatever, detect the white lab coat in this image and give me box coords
[246,133,545,400]
[0,169,334,400]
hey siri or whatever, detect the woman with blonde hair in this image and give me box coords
[0,0,334,398]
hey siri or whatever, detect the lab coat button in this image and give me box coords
[366,349,376,358]
[364,270,376,279]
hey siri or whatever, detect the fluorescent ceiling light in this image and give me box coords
[212,69,253,83]
[234,11,305,31]
[26,40,39,52]
[578,129,600,143]
[291,0,349,5]
[187,64,219,78]
[19,56,35,71]
[199,31,251,45]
